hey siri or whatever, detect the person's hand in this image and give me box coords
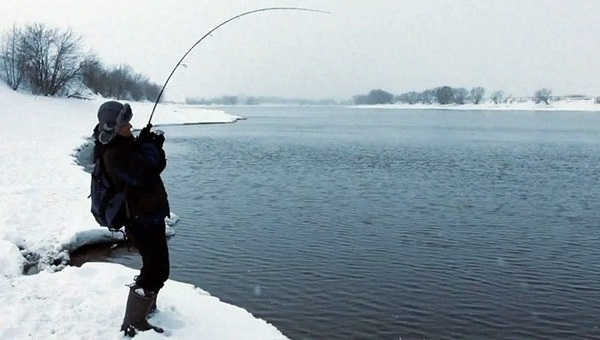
[138,124,153,143]
[151,131,165,148]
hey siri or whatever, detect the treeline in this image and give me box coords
[0,23,160,101]
[353,87,556,105]
[79,57,161,101]
[186,95,338,105]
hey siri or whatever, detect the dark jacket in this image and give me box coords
[95,134,170,225]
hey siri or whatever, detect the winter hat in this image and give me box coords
[96,101,133,144]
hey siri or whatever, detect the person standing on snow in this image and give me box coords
[93,100,170,336]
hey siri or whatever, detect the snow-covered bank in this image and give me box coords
[352,99,600,112]
[0,85,288,339]
[138,103,242,126]
[0,262,286,339]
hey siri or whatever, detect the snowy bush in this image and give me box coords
[534,88,552,105]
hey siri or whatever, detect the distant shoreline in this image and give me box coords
[350,100,600,112]
[182,100,600,112]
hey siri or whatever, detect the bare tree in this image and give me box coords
[491,90,504,104]
[80,54,106,94]
[419,89,435,104]
[396,91,420,104]
[453,87,468,104]
[107,64,135,99]
[20,23,83,96]
[534,88,552,105]
[435,86,454,104]
[81,58,162,102]
[0,25,26,90]
[470,87,485,104]
[143,80,161,102]
[352,89,394,105]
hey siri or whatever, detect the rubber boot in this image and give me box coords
[131,276,157,315]
[120,287,164,337]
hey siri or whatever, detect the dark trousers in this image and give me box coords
[126,222,170,292]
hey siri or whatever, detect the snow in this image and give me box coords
[0,240,25,279]
[0,262,286,340]
[353,99,600,112]
[0,84,288,339]
[145,105,241,126]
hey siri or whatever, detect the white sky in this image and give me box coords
[2,0,599,100]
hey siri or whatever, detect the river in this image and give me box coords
[74,106,600,339]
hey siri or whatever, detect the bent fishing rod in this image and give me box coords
[146,7,329,128]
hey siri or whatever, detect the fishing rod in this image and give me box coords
[146,7,329,127]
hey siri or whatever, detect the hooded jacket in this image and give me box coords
[94,133,170,225]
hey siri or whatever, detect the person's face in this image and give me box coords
[117,122,132,137]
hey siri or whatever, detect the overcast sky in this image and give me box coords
[2,0,599,100]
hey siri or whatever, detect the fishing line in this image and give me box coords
[147,7,329,127]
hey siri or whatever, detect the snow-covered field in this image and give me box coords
[353,99,600,112]
[0,85,288,339]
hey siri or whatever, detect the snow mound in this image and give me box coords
[0,240,25,278]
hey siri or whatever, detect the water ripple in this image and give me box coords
[95,108,600,339]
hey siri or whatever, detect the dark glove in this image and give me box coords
[138,123,153,143]
[151,130,165,148]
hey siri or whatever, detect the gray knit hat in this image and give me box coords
[97,101,133,144]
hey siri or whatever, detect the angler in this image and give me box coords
[92,101,169,336]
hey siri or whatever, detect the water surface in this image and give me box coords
[79,106,600,339]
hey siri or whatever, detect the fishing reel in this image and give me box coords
[138,124,165,147]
